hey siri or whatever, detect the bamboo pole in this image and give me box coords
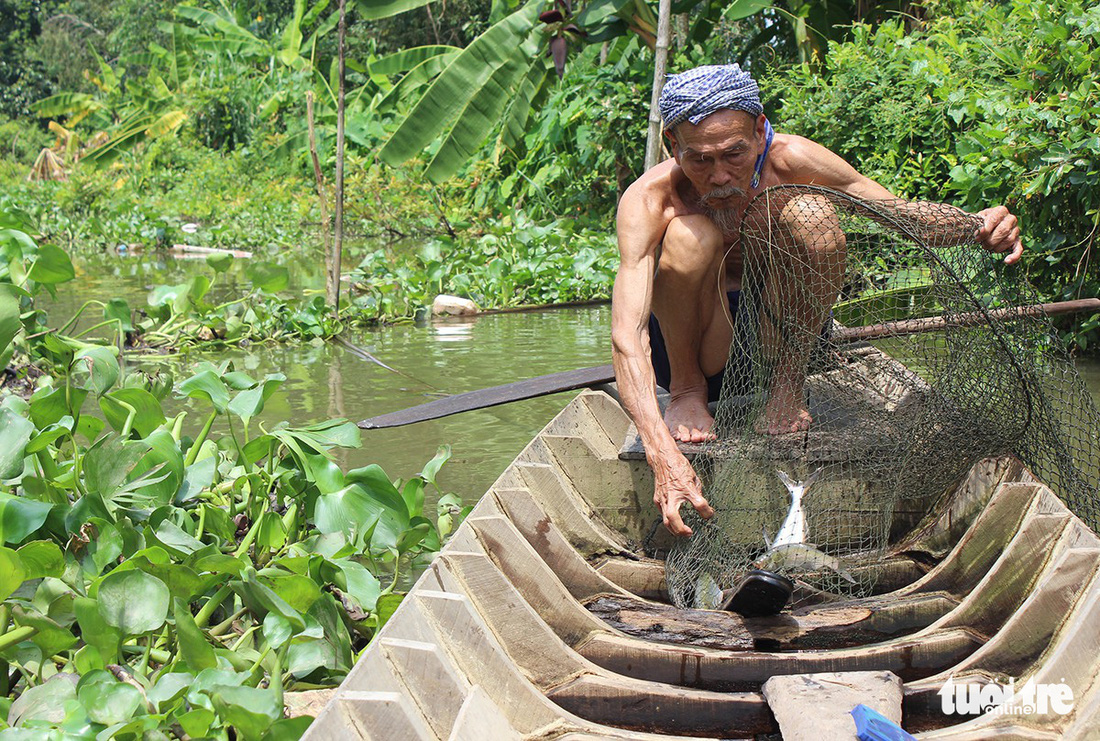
[333,0,348,314]
[306,92,334,307]
[644,0,673,172]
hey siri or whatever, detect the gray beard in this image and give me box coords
[703,206,741,236]
[700,185,746,236]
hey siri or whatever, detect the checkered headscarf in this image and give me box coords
[658,64,763,133]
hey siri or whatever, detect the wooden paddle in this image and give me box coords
[357,297,1100,430]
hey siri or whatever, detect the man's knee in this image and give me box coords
[778,194,846,256]
[658,215,725,279]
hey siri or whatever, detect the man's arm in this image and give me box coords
[780,135,1024,263]
[611,190,714,537]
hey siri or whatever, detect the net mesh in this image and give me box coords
[664,185,1100,609]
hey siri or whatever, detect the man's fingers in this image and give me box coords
[1005,234,1024,264]
[663,509,692,537]
[688,491,715,519]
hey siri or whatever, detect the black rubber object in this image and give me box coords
[720,569,794,617]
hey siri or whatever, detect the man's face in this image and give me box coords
[668,110,766,208]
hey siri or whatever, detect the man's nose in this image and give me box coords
[710,167,732,187]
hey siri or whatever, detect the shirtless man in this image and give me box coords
[611,65,1024,537]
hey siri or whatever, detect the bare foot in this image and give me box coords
[756,391,812,435]
[665,393,716,443]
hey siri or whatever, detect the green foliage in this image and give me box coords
[0,227,469,739]
[766,0,1100,351]
[349,213,617,317]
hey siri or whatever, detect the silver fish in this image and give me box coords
[757,467,856,584]
[695,571,724,610]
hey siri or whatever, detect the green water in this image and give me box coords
[43,250,1100,505]
[47,249,612,504]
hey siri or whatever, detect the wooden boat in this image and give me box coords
[304,346,1100,740]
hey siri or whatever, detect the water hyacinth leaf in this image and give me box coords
[178,707,217,738]
[72,346,121,397]
[82,437,151,506]
[89,519,123,575]
[191,551,246,576]
[262,716,314,741]
[146,672,193,712]
[13,605,78,656]
[77,672,143,726]
[26,243,75,285]
[298,592,352,674]
[231,574,305,630]
[396,519,433,554]
[331,557,380,613]
[401,477,425,518]
[419,444,451,487]
[74,596,121,664]
[295,418,361,449]
[6,673,77,727]
[255,511,287,551]
[17,540,63,579]
[29,385,87,428]
[0,408,34,480]
[103,298,134,333]
[0,492,53,544]
[25,416,73,454]
[313,486,381,544]
[0,546,26,601]
[73,644,105,674]
[262,610,294,649]
[100,388,166,438]
[97,569,170,636]
[153,520,205,557]
[246,263,289,293]
[0,285,19,356]
[207,686,282,741]
[176,456,217,503]
[228,373,286,427]
[205,252,233,273]
[178,369,229,413]
[261,572,322,614]
[174,598,217,671]
[345,464,407,517]
[121,429,184,509]
[374,592,404,633]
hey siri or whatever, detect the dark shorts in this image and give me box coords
[648,291,748,403]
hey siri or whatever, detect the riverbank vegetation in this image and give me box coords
[2,0,1097,351]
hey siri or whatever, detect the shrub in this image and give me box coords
[765,0,1100,351]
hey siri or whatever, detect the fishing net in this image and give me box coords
[664,184,1100,609]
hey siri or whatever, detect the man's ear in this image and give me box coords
[755,113,767,145]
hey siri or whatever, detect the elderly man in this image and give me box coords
[611,65,1024,537]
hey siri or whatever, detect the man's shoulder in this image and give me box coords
[767,133,825,180]
[620,159,690,218]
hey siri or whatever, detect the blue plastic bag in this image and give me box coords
[850,704,916,741]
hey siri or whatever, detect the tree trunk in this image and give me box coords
[333,0,347,314]
[673,13,689,49]
[644,0,673,172]
[306,92,334,307]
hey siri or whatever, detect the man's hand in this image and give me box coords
[653,453,714,536]
[975,206,1024,265]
